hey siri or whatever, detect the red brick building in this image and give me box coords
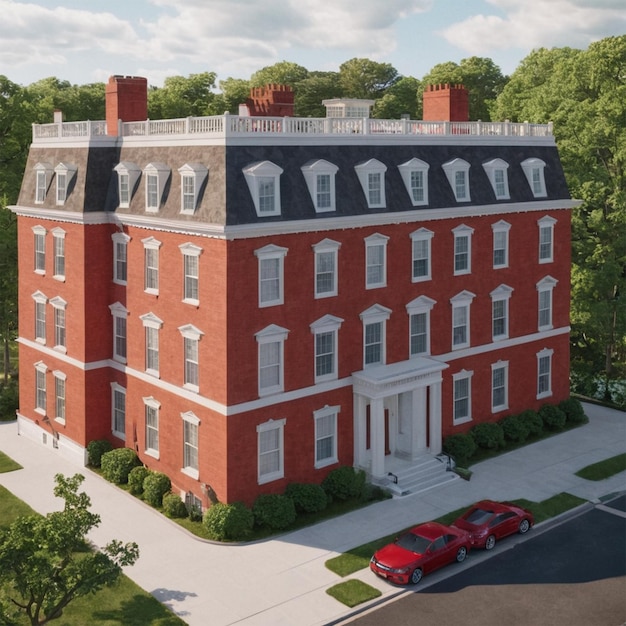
[10,76,576,506]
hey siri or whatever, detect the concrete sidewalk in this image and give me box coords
[0,402,624,626]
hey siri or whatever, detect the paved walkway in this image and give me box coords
[0,402,624,626]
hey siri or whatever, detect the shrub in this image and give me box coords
[519,409,544,437]
[442,433,477,466]
[86,439,113,468]
[100,448,140,484]
[285,483,328,514]
[253,493,297,530]
[128,465,150,495]
[143,471,171,508]
[321,466,366,501]
[471,422,505,451]
[203,502,254,541]
[500,413,531,444]
[559,397,587,425]
[162,493,189,519]
[539,404,567,431]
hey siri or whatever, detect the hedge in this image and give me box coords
[143,471,171,508]
[87,439,113,468]
[253,493,297,530]
[203,502,254,541]
[322,466,366,501]
[285,482,328,514]
[100,448,140,484]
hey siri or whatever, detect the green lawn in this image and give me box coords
[326,579,381,608]
[0,451,22,473]
[575,453,626,481]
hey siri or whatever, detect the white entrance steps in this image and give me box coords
[379,453,459,497]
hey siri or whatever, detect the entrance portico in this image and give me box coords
[352,357,448,481]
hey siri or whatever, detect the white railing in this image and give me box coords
[33,115,553,142]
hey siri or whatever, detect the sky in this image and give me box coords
[0,0,624,89]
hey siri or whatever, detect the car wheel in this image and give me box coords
[456,546,468,562]
[518,518,530,534]
[485,535,496,550]
[410,568,423,584]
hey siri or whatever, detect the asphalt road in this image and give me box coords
[348,495,626,626]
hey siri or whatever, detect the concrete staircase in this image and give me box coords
[382,453,459,497]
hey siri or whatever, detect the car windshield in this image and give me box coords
[396,532,432,554]
[463,507,494,525]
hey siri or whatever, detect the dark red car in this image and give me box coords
[453,500,534,550]
[369,521,471,585]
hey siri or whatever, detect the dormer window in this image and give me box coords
[143,163,170,212]
[114,162,141,208]
[398,158,429,206]
[442,158,471,202]
[521,158,547,198]
[243,161,283,217]
[34,162,53,203]
[483,158,510,200]
[178,163,208,214]
[54,163,77,205]
[301,159,338,213]
[355,159,387,209]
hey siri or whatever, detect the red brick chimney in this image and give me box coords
[244,84,295,117]
[106,75,148,135]
[422,84,469,122]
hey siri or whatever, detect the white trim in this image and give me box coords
[409,227,434,282]
[301,159,339,213]
[452,369,473,425]
[522,158,547,198]
[143,162,171,212]
[442,158,471,202]
[313,238,341,298]
[313,405,340,469]
[354,159,387,209]
[452,224,474,275]
[114,162,141,208]
[364,233,389,289]
[491,220,511,268]
[482,158,510,200]
[178,162,208,214]
[257,418,286,484]
[491,360,509,412]
[398,158,429,206]
[255,244,288,307]
[243,160,283,217]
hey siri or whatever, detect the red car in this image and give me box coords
[369,521,471,585]
[453,500,534,550]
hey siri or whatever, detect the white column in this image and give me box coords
[370,396,386,478]
[413,386,427,453]
[429,381,442,454]
[353,393,368,469]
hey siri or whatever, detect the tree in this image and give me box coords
[0,200,17,381]
[372,76,421,119]
[338,58,399,99]
[250,61,309,88]
[148,72,217,119]
[0,473,139,625]
[210,77,251,115]
[293,71,342,117]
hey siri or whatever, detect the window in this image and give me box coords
[114,162,140,208]
[143,163,170,212]
[360,304,391,368]
[257,418,285,484]
[182,412,200,478]
[54,371,66,423]
[450,290,475,350]
[256,325,289,396]
[33,226,46,274]
[141,313,163,376]
[33,291,47,343]
[51,228,66,279]
[255,244,287,307]
[178,163,208,214]
[410,228,433,281]
[179,324,203,391]
[355,159,387,209]
[521,158,547,198]
[54,162,76,205]
[442,158,471,202]
[144,397,160,457]
[537,276,558,331]
[50,297,67,351]
[313,239,340,298]
[301,160,338,213]
[243,161,283,217]
[453,225,474,275]
[398,158,429,206]
[111,232,130,285]
[365,233,389,289]
[34,162,53,203]
[314,405,339,468]
[406,295,436,357]
[180,243,202,304]
[490,285,513,340]
[142,237,161,294]
[538,216,556,263]
[109,302,128,363]
[492,220,511,269]
[310,315,343,383]
[453,370,473,424]
[35,362,47,414]
[111,383,126,439]
[492,362,508,412]
[537,348,553,399]
[483,159,510,200]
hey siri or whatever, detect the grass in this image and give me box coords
[575,453,626,481]
[325,579,381,607]
[0,451,22,473]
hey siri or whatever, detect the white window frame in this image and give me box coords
[34,162,53,204]
[243,161,283,217]
[492,220,511,269]
[313,238,340,298]
[181,411,200,479]
[114,162,141,208]
[310,315,344,384]
[450,290,476,350]
[255,244,287,307]
[143,162,170,212]
[109,302,128,363]
[143,396,160,459]
[538,215,557,264]
[53,370,66,425]
[54,162,76,206]
[522,158,547,198]
[360,304,391,368]
[35,361,47,415]
[406,295,436,357]
[256,324,289,396]
[141,313,163,377]
[537,276,558,331]
[179,243,202,305]
[111,232,130,285]
[32,291,47,344]
[537,348,554,399]
[442,158,471,202]
[355,159,387,209]
[483,158,510,200]
[179,324,204,392]
[491,361,509,413]
[453,370,473,425]
[50,296,67,352]
[452,224,474,276]
[178,163,208,214]
[51,227,66,280]
[313,405,339,469]
[111,382,126,440]
[398,158,429,206]
[257,418,286,484]
[142,236,161,295]
[365,233,389,289]
[410,227,433,282]
[33,226,46,274]
[490,284,513,341]
[301,159,338,213]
